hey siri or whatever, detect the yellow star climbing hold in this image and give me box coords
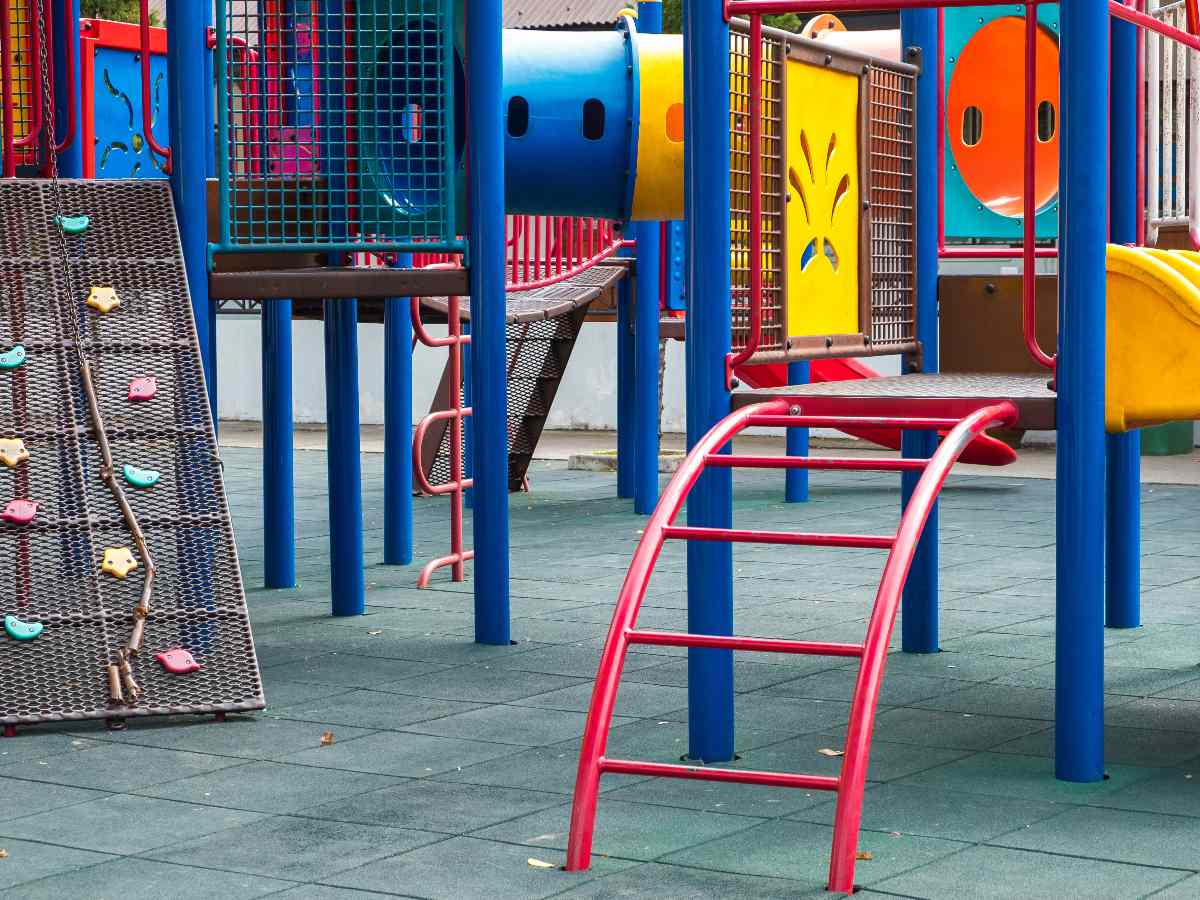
[101,547,138,579]
[0,438,29,468]
[86,287,121,314]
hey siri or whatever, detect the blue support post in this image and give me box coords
[785,360,809,503]
[262,300,296,588]
[899,9,940,654]
[467,0,510,645]
[385,253,414,566]
[202,0,218,425]
[51,0,82,177]
[165,1,214,400]
[683,0,734,763]
[616,245,635,499]
[1056,0,1109,783]
[1106,16,1140,630]
[316,2,363,617]
[634,0,664,516]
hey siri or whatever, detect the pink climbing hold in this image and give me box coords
[128,377,157,402]
[2,499,38,525]
[154,647,202,674]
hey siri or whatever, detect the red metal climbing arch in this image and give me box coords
[565,398,1018,893]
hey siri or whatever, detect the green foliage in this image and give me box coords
[660,0,804,35]
[80,0,161,26]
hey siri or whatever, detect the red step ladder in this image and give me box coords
[565,398,1019,893]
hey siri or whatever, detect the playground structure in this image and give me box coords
[4,0,1200,893]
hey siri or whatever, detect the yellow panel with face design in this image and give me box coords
[785,58,861,339]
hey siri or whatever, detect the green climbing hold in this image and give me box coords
[55,214,90,235]
[0,345,25,369]
[123,464,161,488]
[4,614,43,641]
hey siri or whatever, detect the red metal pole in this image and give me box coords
[14,0,43,160]
[936,8,945,253]
[1,0,15,176]
[139,0,171,172]
[1023,4,1055,370]
[1135,0,1146,246]
[1111,1,1200,51]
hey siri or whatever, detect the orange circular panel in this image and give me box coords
[947,17,1059,218]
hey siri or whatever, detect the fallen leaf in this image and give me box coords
[889,831,902,838]
[855,851,874,861]
[367,630,383,636]
[527,858,556,869]
[817,748,844,757]
[0,848,8,859]
[319,730,335,747]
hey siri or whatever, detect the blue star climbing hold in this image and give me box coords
[4,615,43,641]
[0,345,26,369]
[123,464,161,488]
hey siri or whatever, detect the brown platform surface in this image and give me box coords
[732,372,1057,430]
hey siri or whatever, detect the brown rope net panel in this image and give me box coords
[0,180,264,731]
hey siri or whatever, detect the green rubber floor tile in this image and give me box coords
[874,844,1183,899]
[1105,698,1200,733]
[513,680,690,718]
[306,779,566,833]
[0,838,111,891]
[378,665,587,703]
[596,717,796,764]
[874,650,1044,684]
[145,815,442,882]
[870,707,1052,751]
[1096,769,1200,817]
[600,772,834,820]
[327,835,634,899]
[269,688,485,730]
[280,730,520,777]
[758,670,959,707]
[791,783,1065,841]
[0,776,108,823]
[549,862,829,899]
[991,805,1200,869]
[134,761,403,814]
[254,679,355,709]
[264,653,451,688]
[401,703,635,747]
[910,684,1060,720]
[737,734,971,784]
[993,725,1200,768]
[470,798,763,862]
[1146,874,1200,897]
[660,818,966,887]
[434,745,646,795]
[482,644,665,678]
[0,732,94,768]
[11,858,290,899]
[898,752,1159,803]
[0,794,264,855]
[268,887,387,900]
[94,716,377,761]
[0,741,241,791]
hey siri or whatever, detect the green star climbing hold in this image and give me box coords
[55,214,90,235]
[123,464,161,488]
[0,345,25,369]
[4,614,43,641]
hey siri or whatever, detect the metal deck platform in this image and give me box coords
[732,373,1057,430]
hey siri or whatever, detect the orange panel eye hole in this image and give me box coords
[946,16,1060,219]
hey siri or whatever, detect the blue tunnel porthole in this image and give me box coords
[582,99,606,141]
[508,96,529,138]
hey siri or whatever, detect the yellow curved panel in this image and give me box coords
[631,34,685,221]
[1106,245,1200,432]
[785,59,860,338]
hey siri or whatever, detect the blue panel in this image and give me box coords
[665,219,686,311]
[92,46,169,179]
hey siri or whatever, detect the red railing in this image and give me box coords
[564,399,1019,892]
[138,0,171,172]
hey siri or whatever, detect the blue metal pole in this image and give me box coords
[262,300,296,589]
[616,245,635,499]
[899,9,940,654]
[1106,16,1140,630]
[166,1,214,401]
[51,0,82,177]
[384,253,414,566]
[785,360,809,503]
[316,2,363,617]
[634,0,663,516]
[1056,0,1109,783]
[467,0,510,645]
[202,0,218,427]
[683,0,734,763]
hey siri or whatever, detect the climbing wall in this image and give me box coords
[0,179,264,731]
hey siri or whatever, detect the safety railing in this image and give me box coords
[1,0,76,176]
[138,0,170,172]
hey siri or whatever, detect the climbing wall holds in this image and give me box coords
[101,547,138,579]
[0,345,26,369]
[2,499,38,525]
[86,287,121,314]
[4,615,43,641]
[155,648,202,674]
[127,377,157,402]
[123,464,160,488]
[0,439,29,468]
[55,214,90,235]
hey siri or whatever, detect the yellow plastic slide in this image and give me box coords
[1106,245,1200,432]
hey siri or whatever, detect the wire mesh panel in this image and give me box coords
[215,0,462,255]
[1,0,43,171]
[729,24,786,355]
[867,62,917,350]
[0,179,264,730]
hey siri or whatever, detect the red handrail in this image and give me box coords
[1,0,15,176]
[564,399,1018,891]
[139,0,171,173]
[13,0,43,158]
[1022,4,1055,370]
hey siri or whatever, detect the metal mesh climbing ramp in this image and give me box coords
[0,179,263,731]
